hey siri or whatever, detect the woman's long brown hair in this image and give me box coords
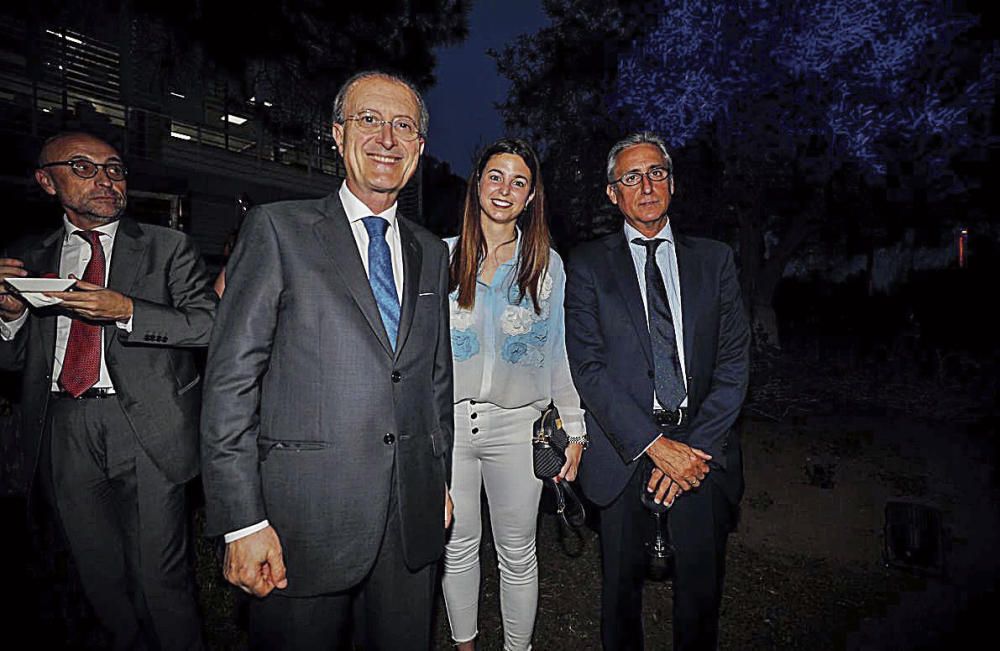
[449,138,550,314]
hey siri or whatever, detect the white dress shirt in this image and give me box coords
[0,216,133,391]
[340,182,404,303]
[624,220,689,458]
[224,183,405,544]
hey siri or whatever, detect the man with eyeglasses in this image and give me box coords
[201,70,453,649]
[565,132,750,650]
[0,132,215,649]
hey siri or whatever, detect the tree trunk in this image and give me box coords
[738,198,817,353]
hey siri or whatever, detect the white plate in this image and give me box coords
[5,277,76,292]
[4,277,76,307]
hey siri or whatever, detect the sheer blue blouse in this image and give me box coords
[445,235,586,439]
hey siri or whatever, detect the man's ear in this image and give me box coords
[606,184,618,206]
[669,177,675,195]
[34,169,57,196]
[332,122,344,152]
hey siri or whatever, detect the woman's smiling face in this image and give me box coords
[477,153,534,227]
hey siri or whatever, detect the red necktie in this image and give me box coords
[58,230,106,397]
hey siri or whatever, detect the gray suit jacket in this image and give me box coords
[0,217,218,488]
[200,195,454,597]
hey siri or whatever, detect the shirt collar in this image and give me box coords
[62,215,121,242]
[624,219,674,246]
[339,181,398,228]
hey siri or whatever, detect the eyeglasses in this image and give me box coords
[344,110,422,141]
[40,159,128,181]
[611,166,671,187]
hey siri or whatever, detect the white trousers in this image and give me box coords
[443,400,543,650]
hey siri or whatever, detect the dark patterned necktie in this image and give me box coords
[362,216,400,349]
[633,238,686,410]
[59,230,106,397]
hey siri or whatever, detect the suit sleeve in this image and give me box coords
[120,234,218,347]
[547,254,586,439]
[0,316,27,371]
[565,250,660,462]
[200,207,282,537]
[0,245,29,371]
[432,242,455,485]
[685,247,750,464]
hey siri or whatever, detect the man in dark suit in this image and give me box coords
[565,132,750,650]
[0,132,215,649]
[200,70,454,650]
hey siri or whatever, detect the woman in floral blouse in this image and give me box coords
[443,138,586,650]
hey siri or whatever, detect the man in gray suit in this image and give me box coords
[200,71,454,650]
[0,132,214,649]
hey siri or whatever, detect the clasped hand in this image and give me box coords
[0,257,28,321]
[224,526,288,597]
[644,437,712,506]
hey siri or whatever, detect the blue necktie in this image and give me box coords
[633,238,686,410]
[362,216,400,349]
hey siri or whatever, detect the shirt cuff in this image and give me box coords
[224,519,270,543]
[634,434,662,462]
[115,315,133,333]
[0,310,29,340]
[561,417,587,441]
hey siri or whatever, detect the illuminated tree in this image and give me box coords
[614,0,995,347]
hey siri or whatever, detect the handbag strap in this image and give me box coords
[547,478,587,557]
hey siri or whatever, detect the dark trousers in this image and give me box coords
[599,461,733,651]
[40,395,203,651]
[248,487,437,651]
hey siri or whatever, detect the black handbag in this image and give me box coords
[532,404,586,529]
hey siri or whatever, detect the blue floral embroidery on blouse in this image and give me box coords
[501,319,548,367]
[451,328,480,362]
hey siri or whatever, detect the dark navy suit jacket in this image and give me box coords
[565,227,750,507]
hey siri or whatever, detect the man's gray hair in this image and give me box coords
[332,70,429,135]
[606,131,673,183]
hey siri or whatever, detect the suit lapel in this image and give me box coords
[604,232,654,367]
[674,233,698,370]
[394,220,422,359]
[313,196,394,357]
[105,218,148,353]
[32,229,64,375]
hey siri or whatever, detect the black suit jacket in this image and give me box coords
[0,217,218,488]
[200,196,454,597]
[565,228,750,507]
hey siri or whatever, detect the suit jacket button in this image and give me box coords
[647,370,654,379]
[383,432,396,445]
[391,371,401,383]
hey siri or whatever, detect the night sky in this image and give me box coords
[424,0,548,177]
